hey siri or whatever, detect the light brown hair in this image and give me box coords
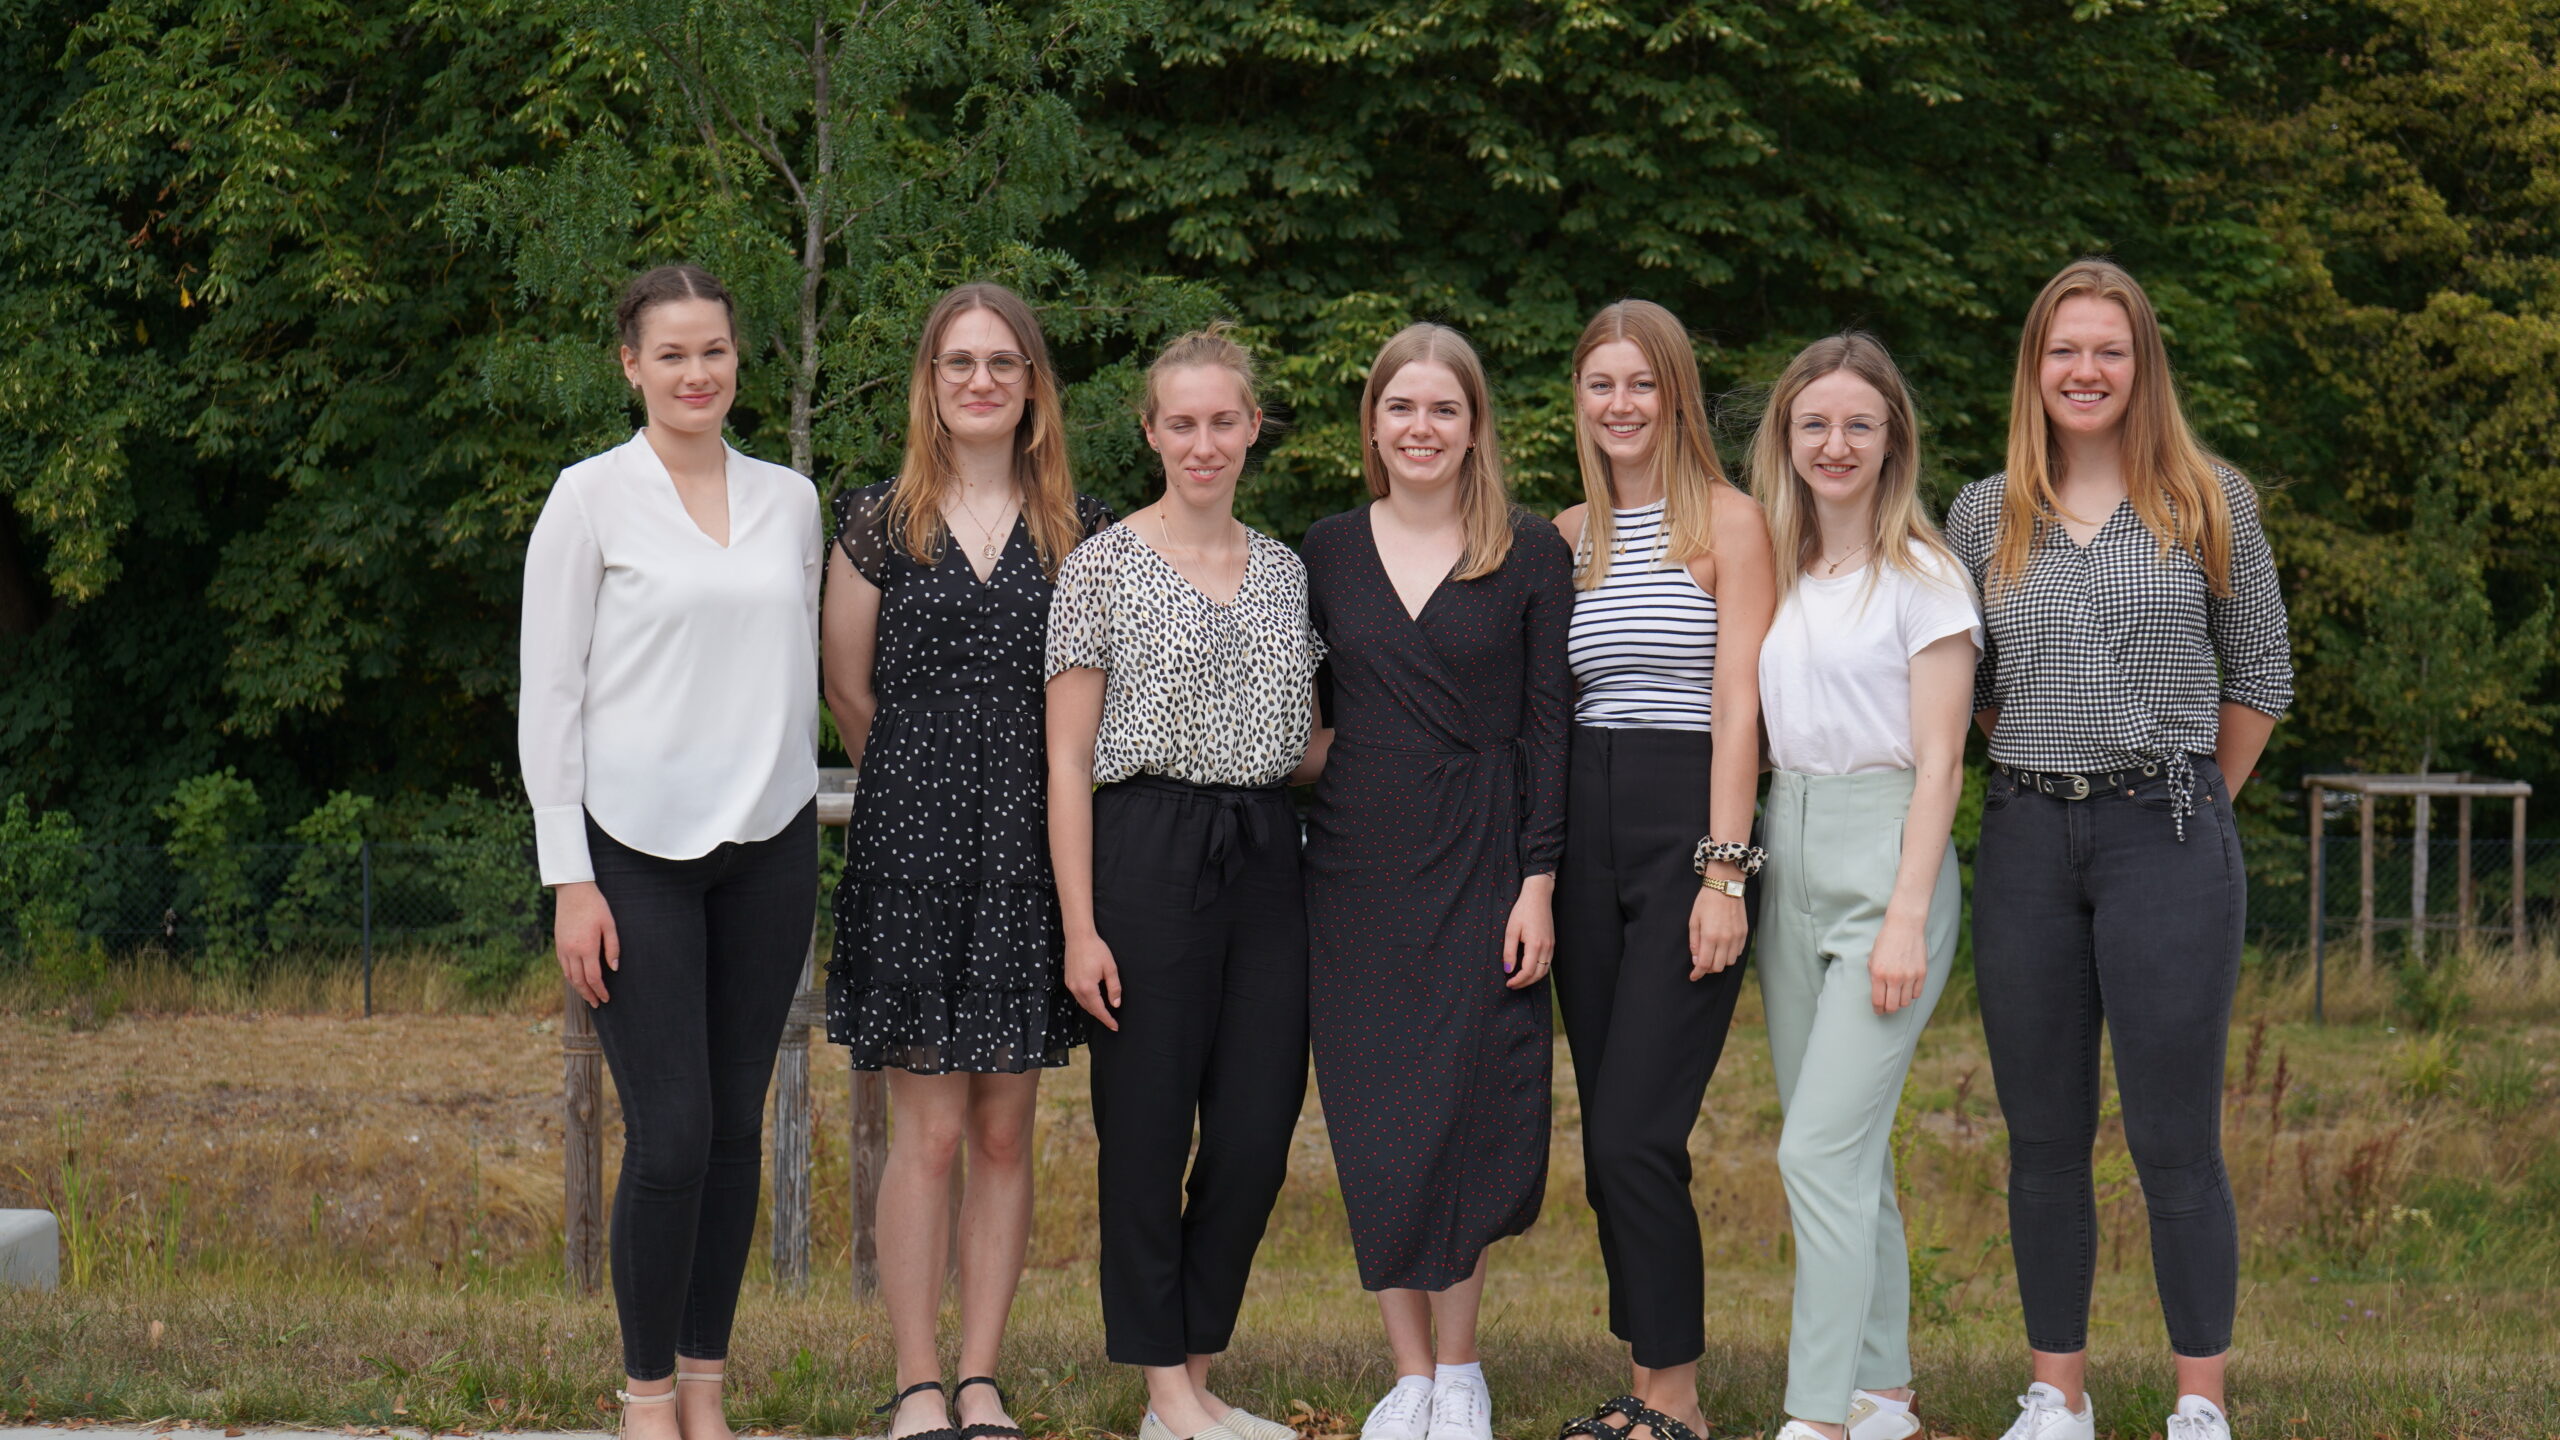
[1140,321,1262,429]
[889,282,1084,576]
[1991,258,2237,596]
[1358,323,1513,581]
[1746,331,1963,603]
[1568,300,1726,590]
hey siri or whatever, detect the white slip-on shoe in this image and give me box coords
[1361,1379,1436,1440]
[1221,1410,1298,1440]
[1425,1373,1493,1440]
[2166,1394,2233,1440]
[1996,1382,2096,1440]
[1845,1390,1923,1440]
[1773,1423,1833,1440]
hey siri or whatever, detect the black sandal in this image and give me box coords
[955,1376,1026,1440]
[878,1380,963,1440]
[1626,1405,1706,1440]
[1554,1396,1646,1440]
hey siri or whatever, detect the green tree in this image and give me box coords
[156,766,264,971]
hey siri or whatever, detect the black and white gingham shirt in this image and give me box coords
[1944,466,2292,833]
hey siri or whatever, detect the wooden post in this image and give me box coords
[2515,797,2531,954]
[850,1068,886,1295]
[770,944,816,1287]
[2456,796,2475,952]
[2411,793,2431,963]
[2308,783,2326,1023]
[562,981,605,1294]
[2359,791,2377,970]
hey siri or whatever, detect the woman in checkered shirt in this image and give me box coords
[1944,259,2291,1440]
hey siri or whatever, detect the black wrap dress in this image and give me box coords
[824,481,1114,1074]
[1302,504,1573,1291]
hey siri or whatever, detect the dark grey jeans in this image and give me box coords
[1974,755,2241,1358]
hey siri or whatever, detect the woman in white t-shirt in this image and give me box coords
[1745,333,1980,1440]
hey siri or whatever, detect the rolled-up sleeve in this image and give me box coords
[519,478,602,885]
[1945,479,2002,716]
[2210,472,2293,719]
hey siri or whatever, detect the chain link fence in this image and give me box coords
[2294,835,2560,960]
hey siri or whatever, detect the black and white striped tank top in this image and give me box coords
[1568,500,1718,731]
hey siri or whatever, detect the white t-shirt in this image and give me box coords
[1759,541,1982,776]
[519,432,822,885]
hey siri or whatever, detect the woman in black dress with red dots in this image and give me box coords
[1302,322,1573,1440]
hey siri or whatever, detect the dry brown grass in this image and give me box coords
[5,950,2559,1438]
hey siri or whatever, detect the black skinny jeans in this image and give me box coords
[1974,756,2242,1358]
[1552,725,1747,1369]
[586,801,817,1381]
[1087,775,1310,1367]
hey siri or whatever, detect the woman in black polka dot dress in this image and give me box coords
[1303,323,1573,1440]
[822,283,1110,1440]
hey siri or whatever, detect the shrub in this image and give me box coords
[157,770,266,974]
[2393,949,2473,1033]
[264,791,376,953]
[0,793,88,961]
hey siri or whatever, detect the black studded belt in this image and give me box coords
[1991,759,2165,801]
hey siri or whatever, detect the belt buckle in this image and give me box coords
[2063,774,2090,801]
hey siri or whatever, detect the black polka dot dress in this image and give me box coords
[825,481,1114,1074]
[1302,504,1574,1291]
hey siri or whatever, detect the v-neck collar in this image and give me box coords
[1126,522,1257,610]
[944,512,1026,587]
[629,431,737,550]
[2050,497,2132,553]
[1361,504,1458,624]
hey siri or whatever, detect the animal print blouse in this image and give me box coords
[1044,521,1324,789]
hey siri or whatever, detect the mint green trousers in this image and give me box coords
[1757,768,1958,1424]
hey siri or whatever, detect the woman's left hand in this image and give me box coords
[1503,875,1556,989]
[1868,914,1930,1016]
[1688,882,1747,979]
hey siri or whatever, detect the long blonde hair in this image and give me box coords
[1568,300,1725,590]
[1991,258,2236,597]
[1747,331,1961,602]
[889,282,1085,577]
[1358,323,1513,581]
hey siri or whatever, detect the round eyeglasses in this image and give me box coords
[1794,416,1884,449]
[935,351,1031,385]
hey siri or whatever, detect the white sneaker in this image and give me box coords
[1997,1383,2095,1440]
[1846,1390,1923,1440]
[2166,1395,2232,1440]
[1425,1373,1492,1440]
[1360,1378,1435,1440]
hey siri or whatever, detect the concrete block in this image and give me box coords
[0,1209,59,1290]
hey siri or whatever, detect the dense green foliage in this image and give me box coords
[3,0,2556,845]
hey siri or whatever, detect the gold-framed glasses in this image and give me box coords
[1794,416,1884,449]
[935,350,1031,385]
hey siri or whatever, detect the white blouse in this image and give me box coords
[519,432,822,885]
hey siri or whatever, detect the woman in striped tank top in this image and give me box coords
[1549,301,1775,1440]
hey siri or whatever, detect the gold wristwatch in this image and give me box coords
[1692,837,1764,901]
[1699,875,1747,899]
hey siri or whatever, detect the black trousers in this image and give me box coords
[1974,756,2242,1357]
[586,801,817,1381]
[1087,775,1310,1366]
[1552,725,1746,1369]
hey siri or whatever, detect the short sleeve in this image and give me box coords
[832,481,898,586]
[1074,491,1118,541]
[1045,530,1119,678]
[1899,547,1983,659]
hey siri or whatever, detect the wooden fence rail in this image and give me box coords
[564,771,886,1294]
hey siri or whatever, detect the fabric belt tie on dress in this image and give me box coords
[1333,734,1529,826]
[1992,751,2204,842]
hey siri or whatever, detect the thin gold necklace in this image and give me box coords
[954,489,1013,561]
[1820,538,1872,575]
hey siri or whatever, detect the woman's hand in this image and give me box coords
[1687,879,1747,979]
[1503,875,1556,990]
[555,881,619,1007]
[1868,913,1930,1016]
[1066,928,1123,1031]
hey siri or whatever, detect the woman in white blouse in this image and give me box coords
[1745,333,1978,1440]
[519,263,821,1439]
[1044,324,1323,1440]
